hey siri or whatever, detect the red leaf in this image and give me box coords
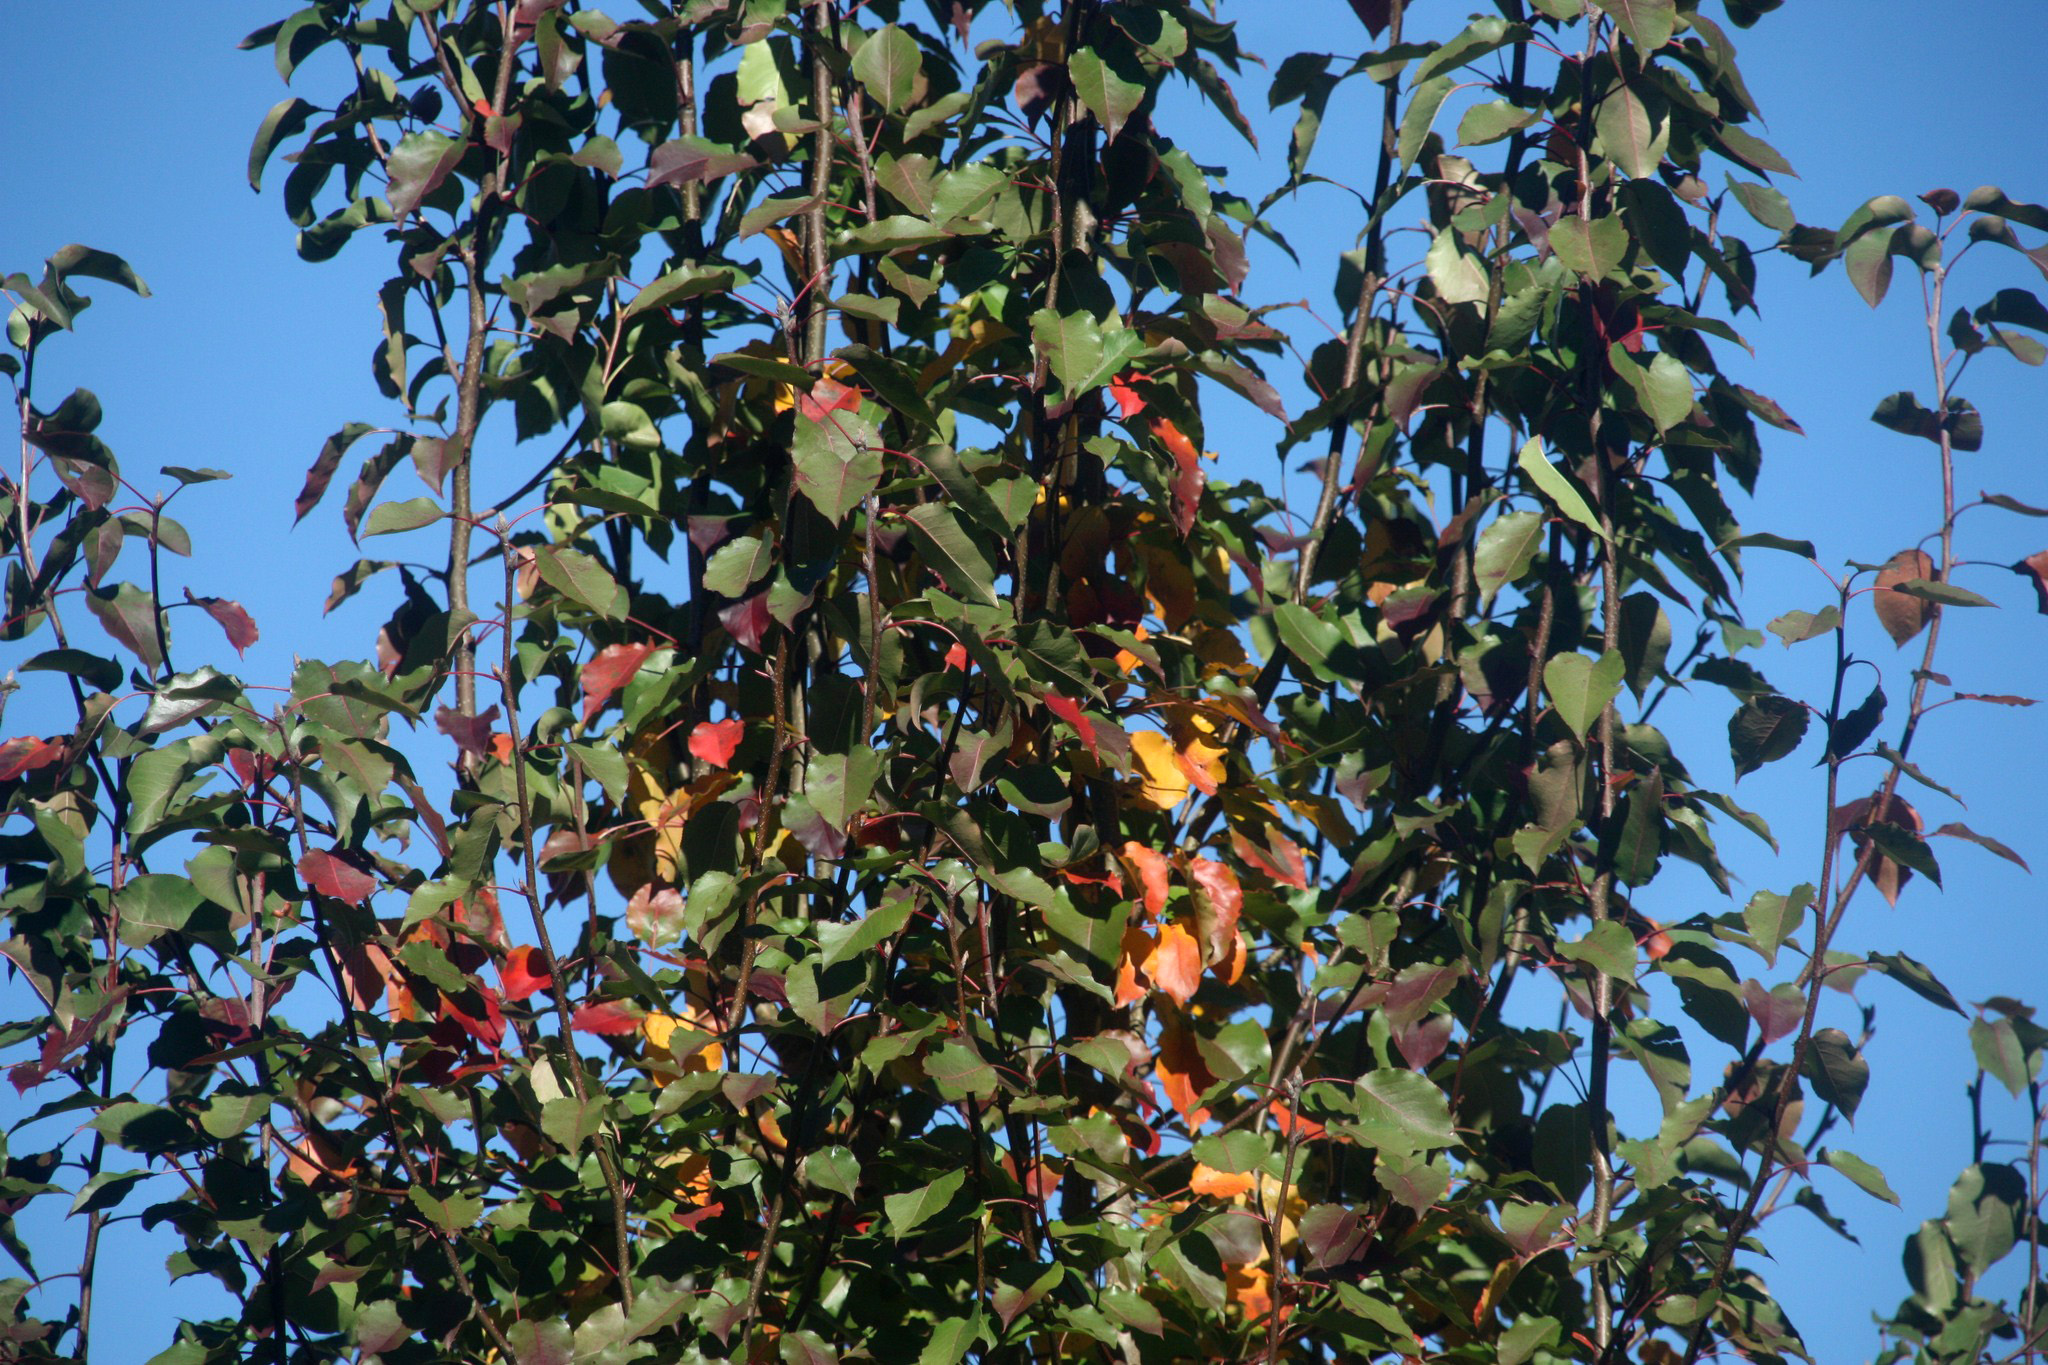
[0,737,62,783]
[798,377,863,422]
[944,642,969,672]
[581,642,657,724]
[1044,693,1098,754]
[435,703,502,757]
[186,592,259,655]
[438,984,506,1049]
[570,1000,642,1035]
[499,945,552,1002]
[688,718,745,769]
[1121,842,1171,919]
[1231,828,1309,890]
[718,592,773,652]
[1149,415,1204,536]
[299,848,377,906]
[1107,374,1147,420]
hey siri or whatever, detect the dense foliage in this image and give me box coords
[4,1,2047,1361]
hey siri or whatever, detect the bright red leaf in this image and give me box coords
[1108,373,1147,420]
[499,945,551,1002]
[689,717,745,769]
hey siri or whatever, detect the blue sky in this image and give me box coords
[4,2,2047,1359]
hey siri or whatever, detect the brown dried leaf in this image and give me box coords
[1873,549,1934,645]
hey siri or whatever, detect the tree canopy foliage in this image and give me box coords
[4,1,2047,1362]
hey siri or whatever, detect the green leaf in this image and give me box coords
[803,1145,861,1200]
[1886,578,1996,607]
[1610,769,1664,887]
[1597,0,1677,50]
[47,245,151,297]
[1594,82,1668,180]
[1801,1027,1869,1120]
[1609,346,1693,432]
[1728,693,1808,778]
[1767,606,1840,647]
[1719,531,1816,560]
[1068,48,1144,142]
[1550,215,1629,281]
[116,874,203,946]
[917,1312,983,1365]
[360,497,443,537]
[1743,884,1812,968]
[385,130,465,218]
[905,504,999,608]
[851,23,922,113]
[1969,1017,2033,1098]
[1458,100,1540,147]
[1864,821,1941,888]
[1867,950,1964,1014]
[540,1094,606,1152]
[1191,1130,1269,1174]
[1516,438,1605,539]
[885,1168,966,1238]
[1544,650,1625,741]
[1727,176,1795,233]
[1617,592,1671,699]
[535,547,627,619]
[1474,509,1544,607]
[1424,227,1490,306]
[792,404,884,526]
[1822,1148,1900,1205]
[703,533,776,597]
[1030,308,1139,395]
[248,97,315,191]
[1347,1068,1456,1153]
[1560,920,1638,982]
[1396,76,1452,171]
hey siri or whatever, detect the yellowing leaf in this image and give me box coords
[1130,730,1191,810]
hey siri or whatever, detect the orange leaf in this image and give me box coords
[688,717,745,769]
[1114,924,1153,1007]
[1226,1263,1275,1320]
[1144,921,1202,1006]
[581,642,657,723]
[1156,1015,1216,1129]
[1121,842,1171,919]
[1149,415,1204,536]
[1267,1099,1326,1142]
[1190,1163,1258,1198]
[1220,930,1248,986]
[944,642,969,672]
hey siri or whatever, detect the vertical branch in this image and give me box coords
[443,6,520,726]
[497,527,635,1311]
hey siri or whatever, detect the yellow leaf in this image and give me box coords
[1129,730,1190,810]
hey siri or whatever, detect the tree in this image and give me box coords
[3,1,2045,1361]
